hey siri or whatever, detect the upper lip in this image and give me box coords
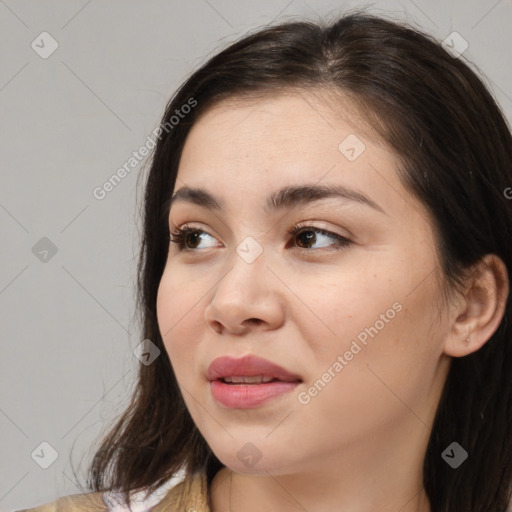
[206,354,302,382]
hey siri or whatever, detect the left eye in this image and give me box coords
[287,224,352,250]
[169,224,352,252]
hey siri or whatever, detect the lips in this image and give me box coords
[207,355,302,409]
[206,354,302,383]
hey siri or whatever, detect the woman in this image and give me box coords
[20,10,512,512]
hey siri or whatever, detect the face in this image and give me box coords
[156,92,452,476]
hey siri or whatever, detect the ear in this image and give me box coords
[443,254,509,357]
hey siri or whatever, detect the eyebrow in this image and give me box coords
[166,183,386,216]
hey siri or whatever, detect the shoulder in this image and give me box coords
[15,490,106,512]
[16,471,209,512]
[153,471,209,512]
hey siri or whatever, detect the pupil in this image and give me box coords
[298,231,315,248]
[188,232,200,248]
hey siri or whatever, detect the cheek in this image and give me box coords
[156,268,204,379]
[330,275,445,411]
[156,262,209,330]
[293,291,441,447]
[305,256,443,384]
[305,268,399,345]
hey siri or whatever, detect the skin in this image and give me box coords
[156,91,508,512]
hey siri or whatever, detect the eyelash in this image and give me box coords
[169,223,352,253]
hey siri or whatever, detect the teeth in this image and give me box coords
[222,375,275,384]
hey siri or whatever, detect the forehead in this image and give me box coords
[179,92,384,171]
[174,92,415,220]
[183,90,380,154]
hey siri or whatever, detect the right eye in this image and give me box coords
[169,225,220,251]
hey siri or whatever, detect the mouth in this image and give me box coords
[220,375,282,384]
[206,354,303,383]
[207,355,302,408]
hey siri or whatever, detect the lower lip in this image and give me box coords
[210,380,300,408]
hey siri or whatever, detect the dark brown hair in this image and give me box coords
[85,11,512,511]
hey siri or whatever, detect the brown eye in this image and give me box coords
[170,224,352,253]
[295,229,317,248]
[289,224,352,251]
[183,231,202,249]
[170,226,218,251]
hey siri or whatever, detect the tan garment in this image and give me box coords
[16,471,210,512]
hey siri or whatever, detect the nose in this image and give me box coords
[204,248,285,336]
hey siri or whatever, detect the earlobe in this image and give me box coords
[443,254,509,358]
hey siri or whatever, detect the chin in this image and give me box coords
[208,439,295,476]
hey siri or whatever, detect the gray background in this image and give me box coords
[1,0,511,510]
